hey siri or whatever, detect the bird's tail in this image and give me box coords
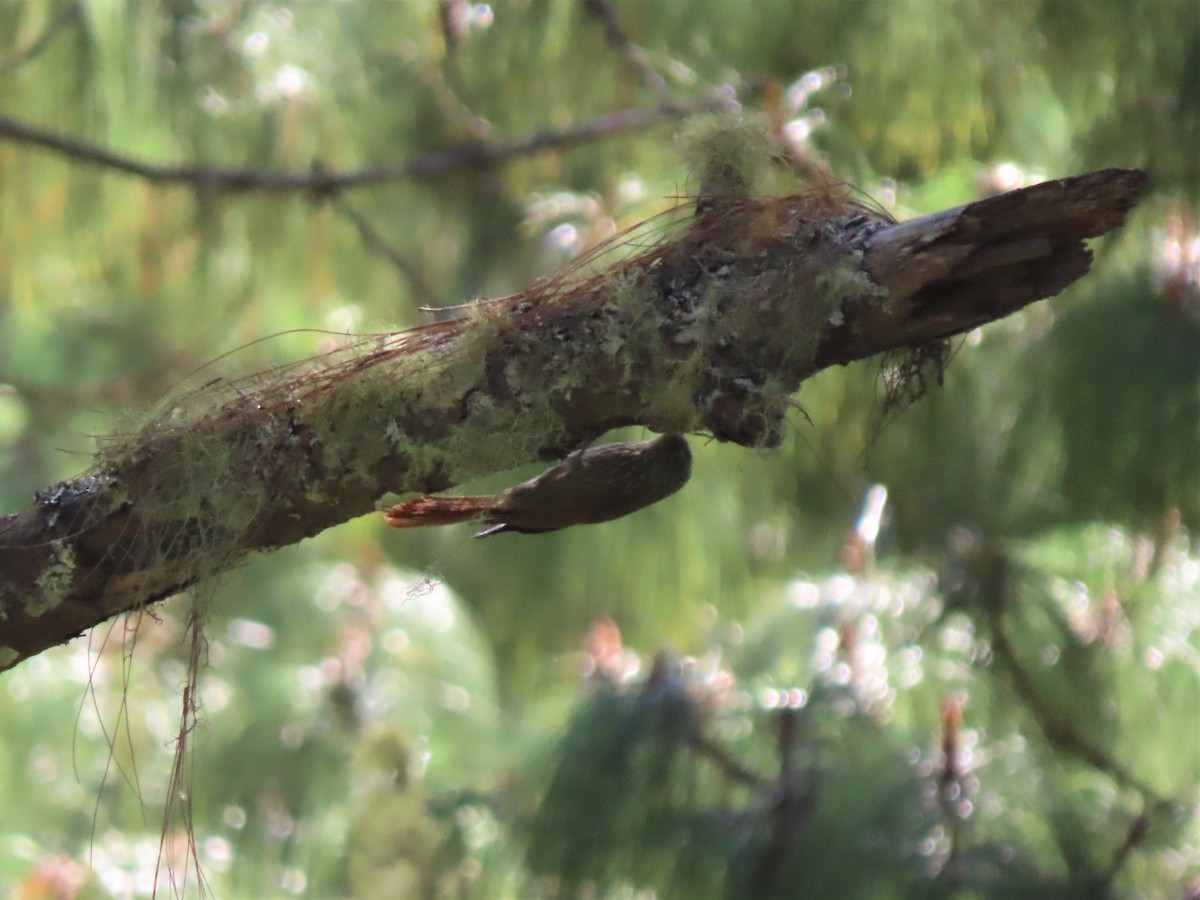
[383,495,493,529]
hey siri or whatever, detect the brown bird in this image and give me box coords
[383,433,692,537]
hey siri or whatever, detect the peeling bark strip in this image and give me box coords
[0,169,1147,672]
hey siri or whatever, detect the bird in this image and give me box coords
[383,433,691,537]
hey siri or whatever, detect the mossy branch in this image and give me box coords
[0,168,1147,672]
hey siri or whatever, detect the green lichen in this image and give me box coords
[447,392,563,478]
[638,378,698,434]
[815,261,888,309]
[0,646,18,668]
[604,268,668,358]
[29,540,76,617]
[95,389,296,592]
[679,115,774,199]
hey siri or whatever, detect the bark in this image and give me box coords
[0,168,1148,672]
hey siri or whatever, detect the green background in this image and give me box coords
[0,1,1196,897]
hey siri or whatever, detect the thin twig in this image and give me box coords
[329,194,444,309]
[1101,810,1151,888]
[983,570,1162,802]
[582,0,675,104]
[690,733,769,790]
[747,709,813,895]
[0,92,734,195]
[0,1,81,75]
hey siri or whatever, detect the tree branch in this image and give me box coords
[0,168,1147,672]
[0,92,734,194]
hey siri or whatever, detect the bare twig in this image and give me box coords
[748,709,814,895]
[992,616,1159,799]
[1101,810,1151,888]
[935,695,967,887]
[0,92,734,195]
[972,544,1163,802]
[328,194,444,309]
[689,733,769,790]
[582,0,675,104]
[0,1,81,75]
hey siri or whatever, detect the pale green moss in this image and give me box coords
[403,438,451,483]
[602,268,669,373]
[815,263,887,309]
[679,115,774,198]
[639,378,699,433]
[29,540,76,617]
[447,393,563,480]
[415,353,488,411]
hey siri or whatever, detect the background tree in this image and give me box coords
[0,1,1196,897]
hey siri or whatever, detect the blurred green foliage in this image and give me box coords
[0,0,1197,897]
